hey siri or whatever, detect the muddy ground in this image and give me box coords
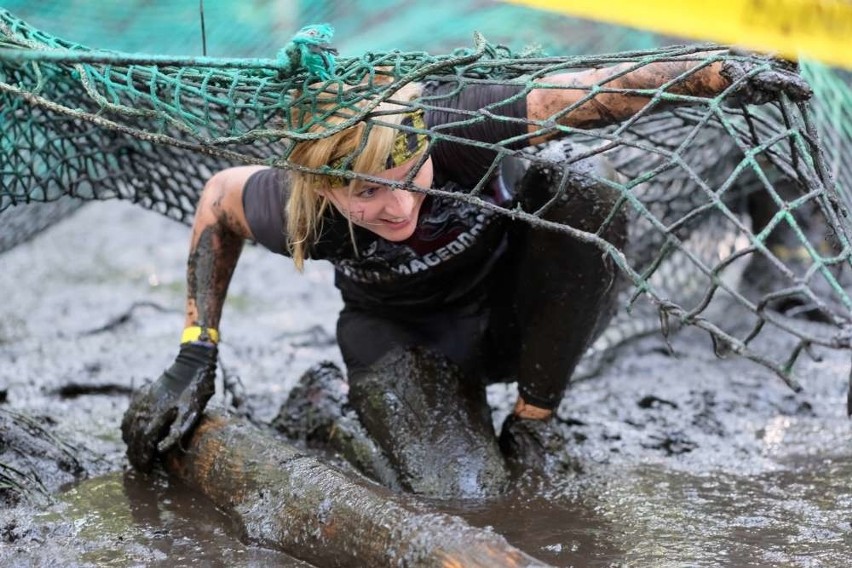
[1,200,850,567]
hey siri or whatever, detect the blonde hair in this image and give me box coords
[286,81,423,270]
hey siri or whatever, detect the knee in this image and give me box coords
[516,143,628,244]
[347,346,457,414]
[346,347,510,498]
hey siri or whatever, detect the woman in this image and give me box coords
[121,51,810,497]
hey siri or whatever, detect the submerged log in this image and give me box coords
[165,413,549,568]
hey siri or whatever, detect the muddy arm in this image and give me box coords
[523,46,820,146]
[122,166,270,472]
[524,57,728,144]
[184,166,266,334]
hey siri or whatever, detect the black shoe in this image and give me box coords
[271,361,348,443]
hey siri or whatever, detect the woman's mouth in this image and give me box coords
[383,217,410,228]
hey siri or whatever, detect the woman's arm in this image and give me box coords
[122,165,267,472]
[184,166,267,334]
[525,55,808,145]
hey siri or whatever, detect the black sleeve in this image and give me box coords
[424,81,528,188]
[242,167,291,256]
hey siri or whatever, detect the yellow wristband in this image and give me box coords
[181,326,220,344]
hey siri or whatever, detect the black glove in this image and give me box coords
[121,342,217,472]
[720,51,812,105]
[498,413,564,475]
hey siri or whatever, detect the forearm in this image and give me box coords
[182,168,258,336]
[583,59,726,117]
[526,56,727,140]
[183,219,244,334]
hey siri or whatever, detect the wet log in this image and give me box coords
[165,413,549,568]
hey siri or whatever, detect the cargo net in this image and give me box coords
[2,10,851,391]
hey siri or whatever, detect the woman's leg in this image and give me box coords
[338,308,510,498]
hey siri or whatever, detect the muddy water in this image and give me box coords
[449,454,852,566]
[2,201,851,567]
[4,471,306,566]
[607,456,852,566]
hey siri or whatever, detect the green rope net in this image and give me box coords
[2,7,851,392]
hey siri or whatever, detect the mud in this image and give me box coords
[1,470,307,566]
[0,408,86,507]
[1,200,851,566]
[270,360,403,490]
[346,346,511,498]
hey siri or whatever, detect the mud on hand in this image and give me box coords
[498,413,567,476]
[121,343,217,473]
[720,50,813,106]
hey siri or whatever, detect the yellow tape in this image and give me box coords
[181,326,220,344]
[504,0,852,70]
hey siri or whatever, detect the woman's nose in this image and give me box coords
[384,189,415,216]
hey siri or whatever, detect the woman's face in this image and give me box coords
[322,155,433,242]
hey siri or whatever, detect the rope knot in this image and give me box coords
[276,23,338,80]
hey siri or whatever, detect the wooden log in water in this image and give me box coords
[165,413,549,568]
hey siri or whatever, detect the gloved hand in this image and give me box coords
[719,50,812,105]
[121,342,217,472]
[498,413,564,475]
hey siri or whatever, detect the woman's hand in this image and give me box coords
[120,167,257,472]
[121,343,218,472]
[498,412,564,474]
[720,51,812,105]
[498,396,561,473]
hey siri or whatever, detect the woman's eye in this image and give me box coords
[356,186,379,198]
